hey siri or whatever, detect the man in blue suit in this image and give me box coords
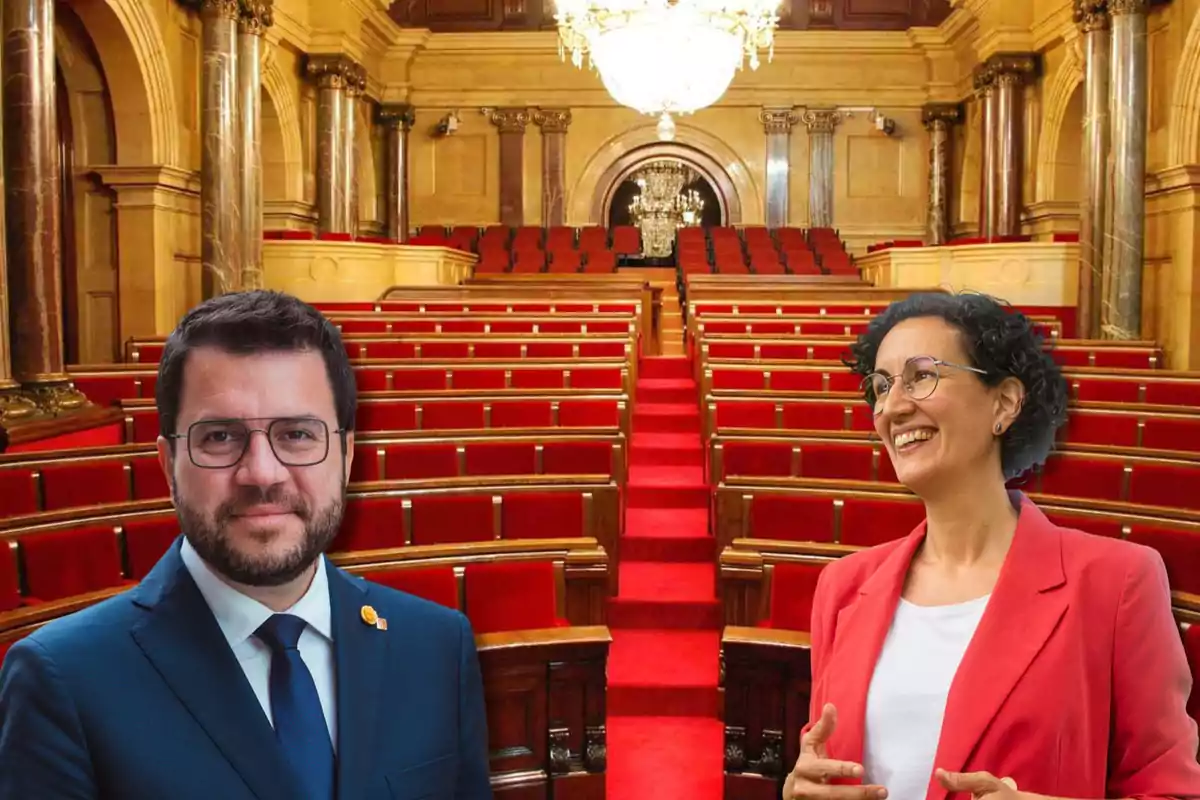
[0,291,493,799]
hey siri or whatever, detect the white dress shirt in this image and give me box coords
[180,538,338,750]
[862,594,990,800]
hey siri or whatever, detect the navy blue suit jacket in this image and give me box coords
[0,538,493,799]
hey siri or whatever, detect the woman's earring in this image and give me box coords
[994,423,1003,434]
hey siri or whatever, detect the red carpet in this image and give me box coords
[607,355,724,799]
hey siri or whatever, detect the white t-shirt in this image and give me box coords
[862,594,990,800]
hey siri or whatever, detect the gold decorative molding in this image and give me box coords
[0,388,38,425]
[1073,0,1110,32]
[800,108,843,134]
[378,103,415,130]
[238,0,274,35]
[533,108,572,133]
[18,382,89,417]
[921,103,962,129]
[760,108,798,135]
[486,107,532,134]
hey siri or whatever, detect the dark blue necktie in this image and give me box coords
[255,614,335,799]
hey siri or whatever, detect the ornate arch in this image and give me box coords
[70,0,179,166]
[356,99,378,226]
[261,45,304,201]
[569,120,760,225]
[1169,9,1200,166]
[1035,44,1084,203]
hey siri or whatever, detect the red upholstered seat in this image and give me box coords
[1072,377,1142,404]
[387,320,439,334]
[712,369,768,390]
[1062,412,1139,447]
[123,515,181,579]
[131,456,170,501]
[363,566,459,609]
[1043,511,1125,539]
[464,442,536,476]
[1127,461,1200,510]
[355,369,389,392]
[21,526,126,601]
[760,561,824,631]
[559,399,620,428]
[841,497,925,547]
[0,469,39,517]
[489,320,536,334]
[409,494,494,545]
[363,341,418,359]
[759,343,810,360]
[357,400,417,432]
[706,343,756,359]
[472,341,522,359]
[800,443,874,481]
[1038,454,1127,501]
[570,368,623,390]
[491,400,554,428]
[70,375,140,407]
[541,441,613,477]
[780,401,845,431]
[722,441,793,479]
[540,321,585,334]
[502,492,584,539]
[581,341,627,358]
[524,342,573,358]
[715,401,776,431]
[463,560,564,634]
[40,461,131,511]
[128,408,161,442]
[339,319,390,335]
[451,369,507,391]
[421,401,486,430]
[384,443,458,480]
[391,369,448,392]
[1142,416,1200,453]
[334,496,406,552]
[1144,380,1200,407]
[0,541,23,611]
[510,368,565,389]
[750,494,836,542]
[770,370,823,392]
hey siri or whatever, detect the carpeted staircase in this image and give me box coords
[606,355,724,799]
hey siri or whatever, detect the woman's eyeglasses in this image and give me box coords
[862,355,987,412]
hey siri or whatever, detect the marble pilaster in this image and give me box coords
[237,1,271,290]
[306,55,357,235]
[1074,0,1111,339]
[196,0,241,298]
[801,108,843,229]
[2,0,84,413]
[922,103,961,245]
[379,104,414,242]
[1103,0,1148,340]
[343,66,365,237]
[761,108,798,230]
[533,108,571,228]
[974,64,999,239]
[487,108,530,228]
[0,92,36,424]
[990,54,1037,237]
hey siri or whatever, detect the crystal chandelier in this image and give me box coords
[628,161,705,257]
[554,0,781,140]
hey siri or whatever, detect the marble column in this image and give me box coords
[1103,0,1148,340]
[991,54,1037,237]
[2,0,84,413]
[0,100,35,424]
[342,67,364,238]
[306,55,355,235]
[379,104,414,242]
[1074,0,1111,339]
[760,108,798,230]
[922,103,961,245]
[487,108,530,228]
[196,0,241,297]
[974,64,999,239]
[801,108,842,229]
[238,1,271,290]
[533,109,571,228]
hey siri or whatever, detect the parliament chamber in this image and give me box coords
[1,0,1200,797]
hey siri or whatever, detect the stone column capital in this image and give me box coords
[486,107,531,134]
[984,52,1040,87]
[1073,0,1110,31]
[1109,0,1147,16]
[305,54,363,91]
[238,0,273,34]
[800,108,843,134]
[187,0,241,19]
[378,104,416,131]
[922,103,962,130]
[532,108,572,133]
[760,108,799,135]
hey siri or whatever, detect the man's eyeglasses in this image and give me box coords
[167,417,347,469]
[862,355,987,412]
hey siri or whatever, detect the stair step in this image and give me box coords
[636,378,696,404]
[626,507,709,537]
[607,630,721,716]
[629,433,704,468]
[621,533,714,562]
[640,356,693,380]
[627,465,708,508]
[633,404,701,434]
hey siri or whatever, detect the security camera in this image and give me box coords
[434,111,460,137]
[874,114,895,136]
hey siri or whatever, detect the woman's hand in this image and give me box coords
[784,704,889,800]
[935,768,1021,800]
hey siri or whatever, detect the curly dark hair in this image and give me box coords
[843,292,1068,480]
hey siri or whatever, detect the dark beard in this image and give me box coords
[173,481,345,587]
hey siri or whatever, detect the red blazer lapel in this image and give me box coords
[927,495,1069,800]
[824,526,927,767]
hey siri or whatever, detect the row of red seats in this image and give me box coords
[312,301,640,314]
[0,489,595,606]
[412,225,641,256]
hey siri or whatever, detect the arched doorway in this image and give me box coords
[606,162,723,229]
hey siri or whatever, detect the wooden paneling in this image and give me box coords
[387,0,950,31]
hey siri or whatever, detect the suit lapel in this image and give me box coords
[927,495,1069,800]
[823,527,927,766]
[129,539,305,800]
[328,563,388,800]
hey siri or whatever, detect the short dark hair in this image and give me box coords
[843,291,1068,480]
[156,291,356,439]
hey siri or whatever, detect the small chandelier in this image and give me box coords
[628,161,705,258]
[554,0,781,140]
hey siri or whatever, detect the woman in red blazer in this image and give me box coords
[784,293,1200,800]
